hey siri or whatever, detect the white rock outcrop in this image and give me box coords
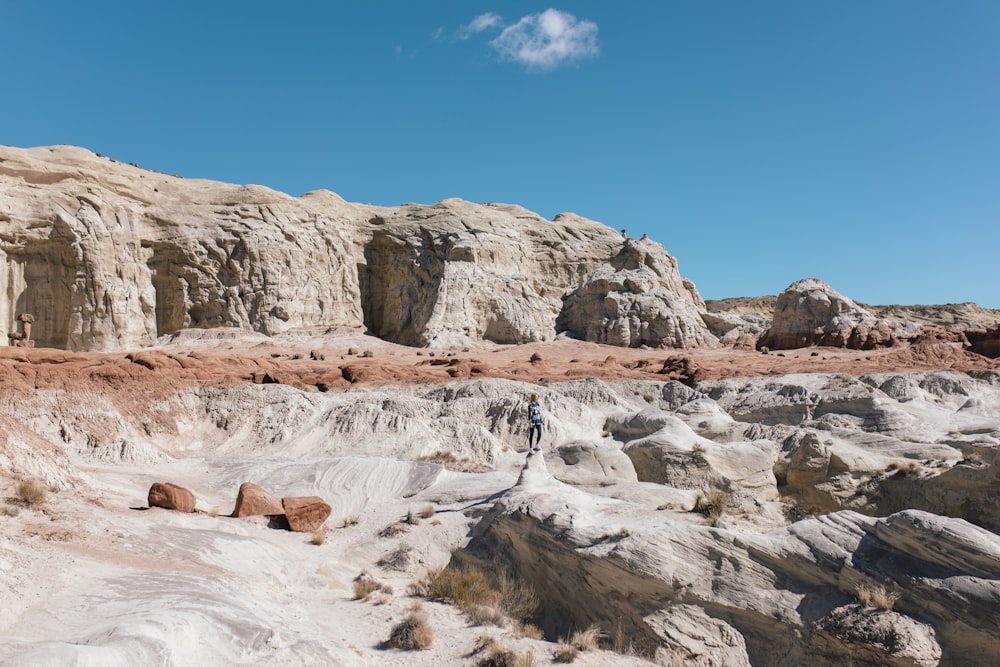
[559,236,718,348]
[759,278,918,350]
[0,145,712,351]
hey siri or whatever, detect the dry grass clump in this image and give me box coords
[569,625,600,651]
[2,503,19,517]
[857,583,899,611]
[310,531,326,546]
[411,562,539,628]
[385,602,433,650]
[16,479,47,506]
[512,622,543,640]
[353,572,393,600]
[405,508,420,525]
[553,642,579,663]
[694,490,728,526]
[476,647,536,667]
[377,545,413,571]
[341,515,360,527]
[419,504,436,519]
[412,564,499,610]
[498,571,539,623]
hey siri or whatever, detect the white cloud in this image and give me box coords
[489,9,599,71]
[458,12,503,40]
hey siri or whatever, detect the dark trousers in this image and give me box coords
[528,423,542,448]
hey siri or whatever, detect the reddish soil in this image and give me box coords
[1,333,997,401]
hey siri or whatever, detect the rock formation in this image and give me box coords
[282,496,332,532]
[558,236,718,348]
[759,278,918,350]
[147,482,196,513]
[0,145,712,351]
[231,482,283,518]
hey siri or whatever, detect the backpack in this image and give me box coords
[529,402,543,425]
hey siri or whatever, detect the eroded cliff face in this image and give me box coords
[0,145,714,351]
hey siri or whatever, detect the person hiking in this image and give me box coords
[527,393,544,452]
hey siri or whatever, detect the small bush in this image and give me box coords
[16,479,47,506]
[361,349,374,358]
[570,625,600,651]
[467,603,506,627]
[413,565,499,610]
[386,603,433,650]
[2,503,19,517]
[857,583,899,611]
[378,546,413,571]
[405,508,419,525]
[553,643,578,663]
[310,531,326,546]
[499,571,539,622]
[354,572,392,600]
[342,515,360,527]
[419,505,436,519]
[477,648,536,667]
[694,490,728,526]
[379,523,407,538]
[513,622,543,640]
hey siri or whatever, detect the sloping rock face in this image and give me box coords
[0,145,711,351]
[360,202,624,347]
[759,278,918,350]
[466,457,1000,665]
[558,237,718,348]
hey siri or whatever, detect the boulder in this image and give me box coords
[281,496,332,532]
[231,482,283,518]
[759,278,918,350]
[147,482,196,513]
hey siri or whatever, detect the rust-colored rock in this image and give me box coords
[148,482,196,513]
[282,496,332,532]
[231,482,283,518]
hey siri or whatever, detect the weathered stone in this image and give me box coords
[0,145,713,351]
[231,482,283,518]
[759,278,918,350]
[281,496,331,532]
[147,482,196,513]
[558,237,717,348]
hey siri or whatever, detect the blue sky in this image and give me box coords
[3,2,998,307]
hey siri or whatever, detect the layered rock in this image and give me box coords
[0,145,712,351]
[466,455,1000,665]
[558,236,717,348]
[759,278,918,350]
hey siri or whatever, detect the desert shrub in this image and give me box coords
[413,565,499,610]
[499,571,539,622]
[310,531,326,546]
[361,349,374,358]
[379,523,407,538]
[857,583,899,611]
[386,603,433,650]
[354,572,392,600]
[694,490,728,526]
[405,508,419,525]
[16,479,47,506]
[529,353,542,363]
[570,625,600,651]
[2,503,19,517]
[341,515,360,527]
[513,622,543,640]
[553,643,578,663]
[477,648,535,667]
[467,603,506,627]
[378,546,413,571]
[419,505,436,519]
